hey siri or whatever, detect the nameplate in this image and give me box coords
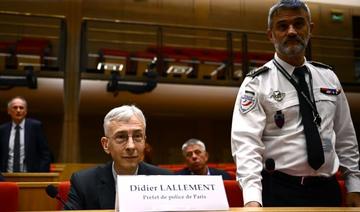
[115,175,229,211]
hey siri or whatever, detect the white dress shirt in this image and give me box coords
[7,119,26,172]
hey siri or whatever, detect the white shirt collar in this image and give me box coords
[111,161,139,183]
[190,167,210,175]
[12,119,25,129]
[274,53,307,75]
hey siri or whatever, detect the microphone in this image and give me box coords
[45,184,69,209]
[265,158,275,173]
[146,56,157,71]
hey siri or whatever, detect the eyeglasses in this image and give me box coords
[107,132,144,145]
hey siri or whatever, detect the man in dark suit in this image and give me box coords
[0,96,52,172]
[64,105,172,210]
[175,138,232,180]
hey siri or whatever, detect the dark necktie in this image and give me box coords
[293,66,324,170]
[13,125,21,172]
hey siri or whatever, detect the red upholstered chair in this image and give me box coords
[97,48,131,75]
[335,170,343,180]
[0,41,17,69]
[223,180,243,207]
[57,181,71,210]
[0,182,19,212]
[338,180,347,206]
[226,171,236,180]
[15,37,51,70]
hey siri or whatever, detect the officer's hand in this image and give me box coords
[244,201,261,207]
[346,192,360,207]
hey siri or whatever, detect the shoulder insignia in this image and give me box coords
[246,66,270,78]
[309,61,334,70]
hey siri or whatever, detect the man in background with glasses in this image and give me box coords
[64,105,172,210]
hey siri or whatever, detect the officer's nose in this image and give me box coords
[287,24,297,35]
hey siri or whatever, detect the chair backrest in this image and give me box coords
[338,180,347,206]
[223,180,243,207]
[57,181,71,210]
[0,182,19,212]
[226,171,236,180]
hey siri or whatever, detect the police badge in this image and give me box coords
[271,90,285,101]
[274,110,285,128]
[240,91,257,113]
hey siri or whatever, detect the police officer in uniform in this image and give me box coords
[231,0,360,207]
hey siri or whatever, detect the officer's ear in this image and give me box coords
[309,21,314,36]
[267,29,274,43]
[101,137,110,154]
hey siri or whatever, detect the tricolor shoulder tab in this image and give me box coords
[309,61,334,70]
[246,66,270,77]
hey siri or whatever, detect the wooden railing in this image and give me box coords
[0,11,359,87]
[80,17,360,87]
[0,11,67,74]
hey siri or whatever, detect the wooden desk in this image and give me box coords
[50,163,66,173]
[229,208,360,211]
[3,172,59,182]
[27,207,360,212]
[17,182,59,211]
[57,163,98,181]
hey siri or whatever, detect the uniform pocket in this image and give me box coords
[265,90,299,112]
[314,89,337,103]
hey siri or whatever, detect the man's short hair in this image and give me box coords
[103,105,146,136]
[7,96,27,109]
[181,138,206,154]
[268,0,311,29]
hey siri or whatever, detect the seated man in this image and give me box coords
[64,105,172,210]
[175,138,231,180]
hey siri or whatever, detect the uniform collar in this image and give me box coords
[274,53,307,75]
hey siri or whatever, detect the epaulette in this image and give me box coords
[246,66,270,77]
[309,61,334,70]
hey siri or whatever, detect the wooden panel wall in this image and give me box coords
[0,0,359,164]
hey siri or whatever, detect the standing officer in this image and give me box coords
[231,0,360,207]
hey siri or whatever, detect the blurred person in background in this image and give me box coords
[0,96,52,172]
[175,138,231,180]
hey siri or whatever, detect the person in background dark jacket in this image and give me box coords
[64,105,172,210]
[0,172,4,181]
[175,138,231,180]
[0,96,52,172]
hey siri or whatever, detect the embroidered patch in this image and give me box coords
[320,87,341,95]
[240,92,257,113]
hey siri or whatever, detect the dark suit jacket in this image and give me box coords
[64,161,173,210]
[0,118,52,172]
[175,167,232,180]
